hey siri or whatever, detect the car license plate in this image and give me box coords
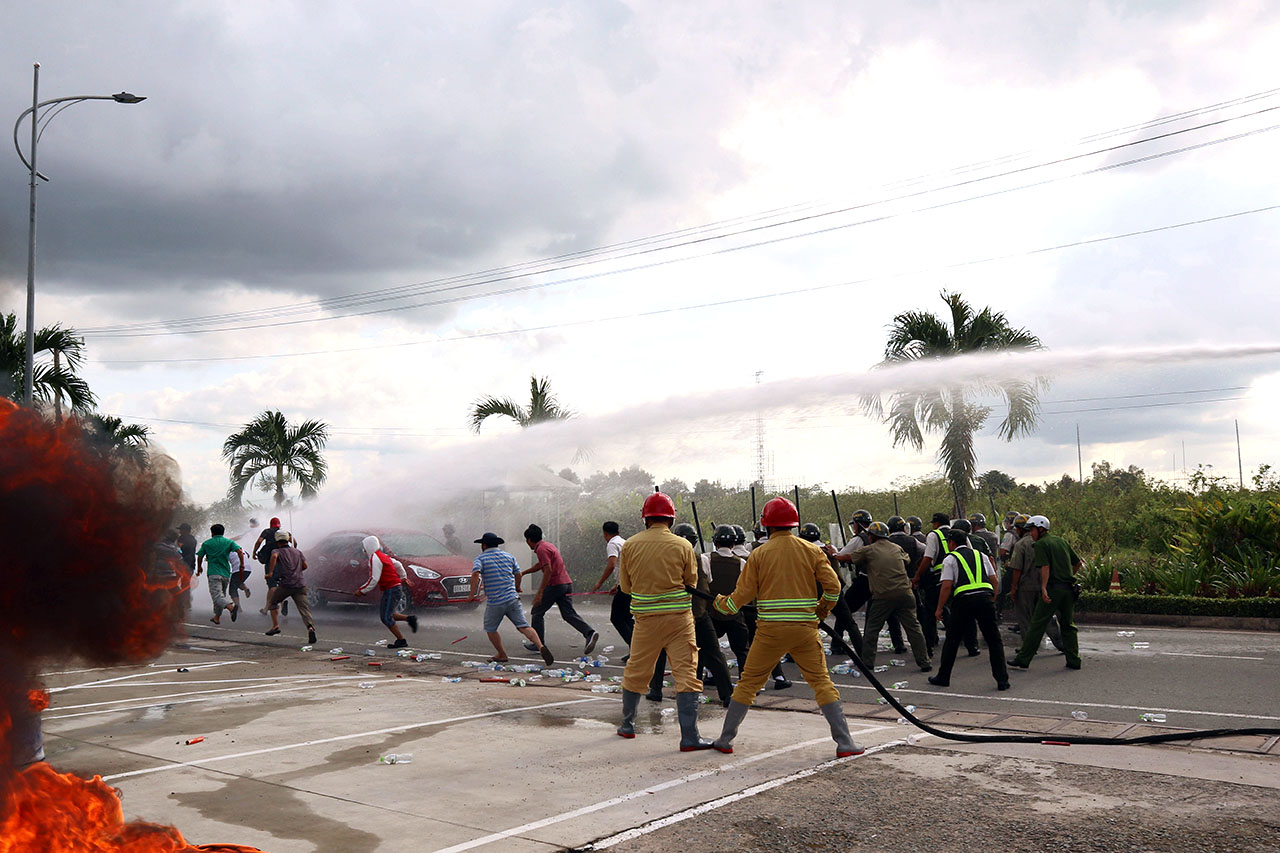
[454,582,470,592]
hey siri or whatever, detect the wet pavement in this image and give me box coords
[35,594,1280,851]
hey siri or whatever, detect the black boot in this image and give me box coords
[713,700,749,753]
[676,692,712,751]
[617,690,641,739]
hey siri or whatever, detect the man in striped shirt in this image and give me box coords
[467,532,555,666]
[616,492,712,751]
[711,497,863,758]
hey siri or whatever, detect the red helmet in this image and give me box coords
[641,491,676,519]
[760,497,799,527]
[269,517,281,528]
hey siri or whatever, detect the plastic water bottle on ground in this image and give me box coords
[1071,710,1088,720]
[720,639,730,649]
[890,659,906,667]
[876,698,888,705]
[1117,631,1136,638]
[364,649,377,657]
[1131,641,1150,649]
[892,681,909,690]
[603,645,615,652]
[329,648,343,654]
[396,650,412,658]
[896,717,910,725]
[413,654,428,662]
[358,682,377,689]
[904,705,916,713]
[874,665,889,673]
[300,645,313,652]
[510,678,527,687]
[1139,712,1167,723]
[906,733,927,745]
[374,639,388,646]
[440,676,462,683]
[379,753,412,764]
[660,707,675,716]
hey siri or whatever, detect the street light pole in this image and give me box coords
[12,63,145,407]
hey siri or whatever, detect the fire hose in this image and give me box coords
[682,585,1280,746]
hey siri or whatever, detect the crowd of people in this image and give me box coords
[167,494,1082,757]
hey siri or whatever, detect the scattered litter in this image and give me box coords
[329,648,343,654]
[1131,641,1150,649]
[450,635,468,645]
[185,737,204,745]
[719,639,730,649]
[879,628,889,637]
[603,645,615,652]
[906,733,928,745]
[379,753,412,764]
[413,653,441,661]
[440,677,462,683]
[896,717,910,725]
[891,681,909,690]
[1071,711,1088,720]
[660,708,675,716]
[609,675,623,683]
[364,649,377,657]
[584,674,602,682]
[510,678,527,688]
[726,659,738,669]
[368,662,383,667]
[176,668,189,673]
[358,682,377,689]
[874,665,889,673]
[889,660,906,667]
[480,677,510,683]
[1117,631,1136,638]
[330,655,351,661]
[300,645,313,652]
[374,639,389,647]
[876,698,888,705]
[591,684,621,693]
[1139,712,1167,723]
[904,704,916,713]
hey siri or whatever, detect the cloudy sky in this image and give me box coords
[3,1,1279,508]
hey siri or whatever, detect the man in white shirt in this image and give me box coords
[927,527,1009,690]
[591,521,631,658]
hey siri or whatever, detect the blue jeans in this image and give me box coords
[380,586,406,627]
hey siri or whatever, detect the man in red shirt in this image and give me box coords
[356,534,418,648]
[518,524,599,656]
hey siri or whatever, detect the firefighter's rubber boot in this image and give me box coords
[820,701,864,758]
[676,692,713,751]
[616,690,641,739]
[712,699,749,754]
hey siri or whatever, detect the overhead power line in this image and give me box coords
[91,202,1280,365]
[81,91,1280,339]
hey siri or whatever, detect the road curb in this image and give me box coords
[1074,611,1280,631]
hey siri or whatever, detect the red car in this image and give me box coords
[304,528,482,610]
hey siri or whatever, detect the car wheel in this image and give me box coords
[305,587,327,609]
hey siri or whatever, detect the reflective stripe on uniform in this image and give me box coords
[756,597,818,622]
[952,549,994,595]
[715,595,740,616]
[630,589,692,614]
[930,533,953,572]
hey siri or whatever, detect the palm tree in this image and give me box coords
[86,414,151,463]
[862,291,1045,512]
[0,312,95,413]
[469,375,575,433]
[222,411,329,508]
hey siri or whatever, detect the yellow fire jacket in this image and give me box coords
[714,529,841,623]
[619,525,698,616]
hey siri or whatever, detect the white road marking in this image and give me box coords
[579,736,907,850]
[43,679,372,721]
[49,661,253,693]
[50,676,372,711]
[99,696,608,781]
[1158,652,1264,661]
[429,725,894,853]
[834,682,1280,722]
[57,675,351,689]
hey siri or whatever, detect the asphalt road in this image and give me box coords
[202,585,1278,730]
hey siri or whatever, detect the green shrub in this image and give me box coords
[1077,592,1280,618]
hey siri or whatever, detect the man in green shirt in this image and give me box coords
[1007,515,1081,670]
[196,523,245,624]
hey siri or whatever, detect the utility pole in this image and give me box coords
[754,370,766,490]
[1236,419,1244,489]
[1076,424,1083,482]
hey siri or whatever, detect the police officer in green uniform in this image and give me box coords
[927,527,1009,690]
[1008,515,1082,671]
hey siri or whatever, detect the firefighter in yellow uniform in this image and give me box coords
[616,491,713,751]
[711,497,864,758]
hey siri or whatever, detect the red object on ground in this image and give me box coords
[450,635,468,644]
[368,662,383,667]
[185,737,205,745]
[479,677,510,683]
[1040,740,1071,746]
[330,655,351,661]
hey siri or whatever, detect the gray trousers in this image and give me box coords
[208,575,234,617]
[863,593,931,668]
[1015,580,1062,649]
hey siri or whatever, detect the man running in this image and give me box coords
[263,531,317,645]
[356,534,418,648]
[195,523,244,624]
[467,532,555,665]
[518,524,599,656]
